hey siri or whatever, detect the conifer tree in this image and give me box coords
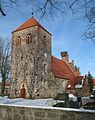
[87,72,94,94]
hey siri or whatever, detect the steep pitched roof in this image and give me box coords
[51,56,69,79]
[12,17,51,35]
[51,56,76,80]
[51,56,83,89]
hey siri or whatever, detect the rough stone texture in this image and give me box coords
[10,25,68,99]
[10,26,52,98]
[0,105,95,120]
[47,77,68,97]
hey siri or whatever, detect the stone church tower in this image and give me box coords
[10,17,52,98]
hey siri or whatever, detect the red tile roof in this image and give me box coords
[12,17,51,35]
[51,56,83,89]
[51,56,69,79]
[51,56,76,80]
[75,76,83,84]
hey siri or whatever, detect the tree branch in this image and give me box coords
[0,0,6,16]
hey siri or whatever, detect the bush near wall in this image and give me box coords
[83,102,95,110]
[53,102,65,107]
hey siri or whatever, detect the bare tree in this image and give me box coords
[0,37,11,95]
[0,0,95,41]
[0,0,94,18]
[0,0,67,17]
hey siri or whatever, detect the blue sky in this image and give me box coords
[0,4,95,77]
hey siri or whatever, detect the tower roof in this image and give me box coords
[12,17,51,35]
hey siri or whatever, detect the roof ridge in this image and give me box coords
[64,61,78,77]
[52,56,77,76]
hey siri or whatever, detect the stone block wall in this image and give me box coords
[0,104,95,120]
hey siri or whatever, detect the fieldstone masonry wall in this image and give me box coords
[10,26,52,98]
[0,104,95,120]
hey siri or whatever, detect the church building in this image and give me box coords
[10,17,82,98]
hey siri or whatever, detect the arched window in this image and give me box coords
[44,63,47,73]
[43,35,47,47]
[16,36,21,46]
[26,34,32,44]
[43,36,46,39]
[20,83,26,98]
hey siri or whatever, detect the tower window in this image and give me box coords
[16,36,21,46]
[21,55,23,60]
[44,64,47,73]
[43,36,46,38]
[43,35,47,47]
[26,34,32,44]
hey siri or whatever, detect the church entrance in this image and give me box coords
[20,84,26,98]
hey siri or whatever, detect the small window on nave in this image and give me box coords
[26,34,32,44]
[16,36,21,46]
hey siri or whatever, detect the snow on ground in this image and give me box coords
[0,94,93,107]
[0,97,64,107]
[0,94,85,107]
[82,97,94,105]
[0,97,95,113]
[69,94,77,102]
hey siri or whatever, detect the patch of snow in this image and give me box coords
[0,97,64,107]
[75,84,82,88]
[0,97,95,113]
[82,97,94,105]
[82,97,90,99]
[67,84,71,88]
[69,94,77,102]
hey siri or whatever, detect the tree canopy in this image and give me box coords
[87,72,94,93]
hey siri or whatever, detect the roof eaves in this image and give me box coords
[12,25,37,33]
[54,75,69,80]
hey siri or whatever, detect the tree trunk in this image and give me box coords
[1,76,6,95]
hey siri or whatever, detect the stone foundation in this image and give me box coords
[0,104,95,120]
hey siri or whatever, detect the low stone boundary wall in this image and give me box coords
[0,104,95,120]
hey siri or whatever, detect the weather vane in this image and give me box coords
[31,8,34,17]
